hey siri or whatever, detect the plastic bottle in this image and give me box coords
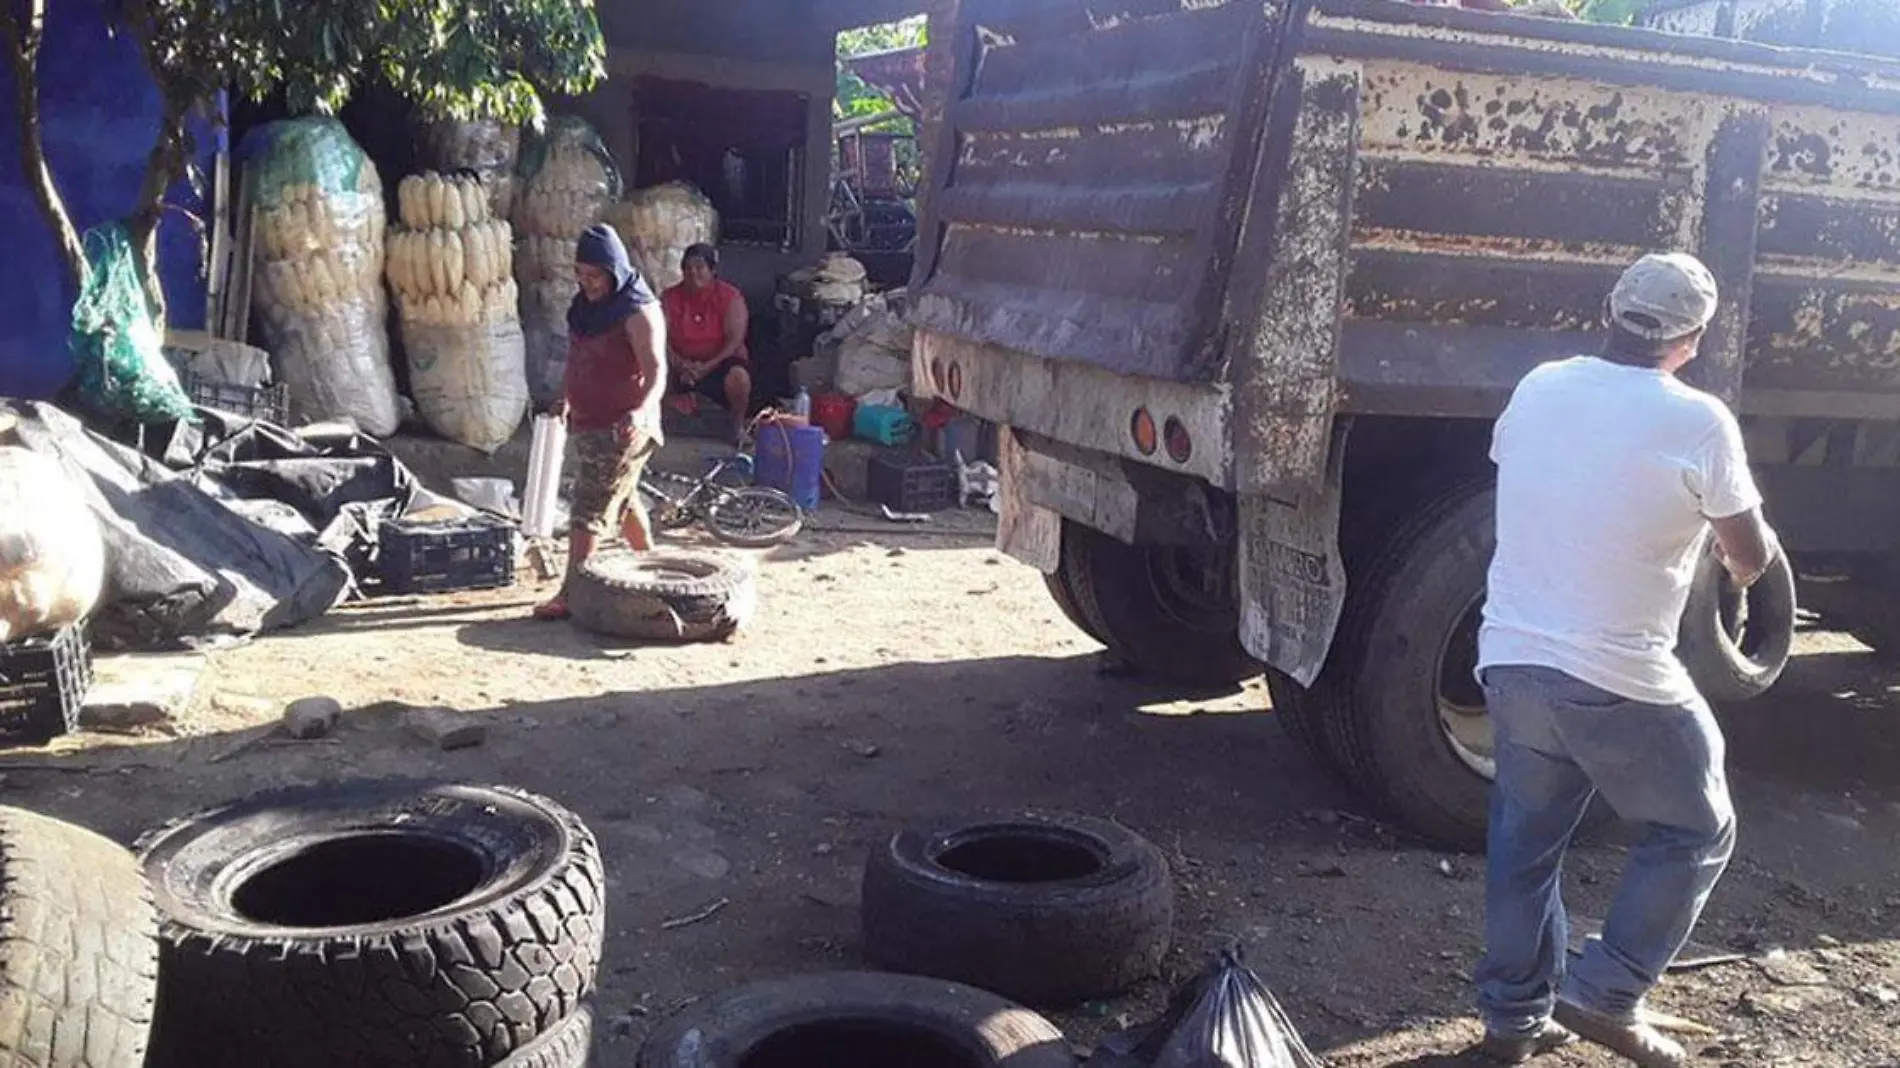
[792,386,812,420]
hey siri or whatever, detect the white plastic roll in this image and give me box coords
[524,415,568,539]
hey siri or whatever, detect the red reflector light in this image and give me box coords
[1163,416,1192,464]
[947,362,964,400]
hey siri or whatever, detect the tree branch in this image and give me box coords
[3,0,89,289]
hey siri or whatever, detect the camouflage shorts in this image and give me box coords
[569,427,657,536]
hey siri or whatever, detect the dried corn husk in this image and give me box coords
[603,182,719,295]
[247,117,399,436]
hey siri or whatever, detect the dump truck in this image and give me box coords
[904,0,1900,849]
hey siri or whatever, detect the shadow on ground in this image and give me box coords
[0,645,1894,1062]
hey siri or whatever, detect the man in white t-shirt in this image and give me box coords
[1474,253,1779,1067]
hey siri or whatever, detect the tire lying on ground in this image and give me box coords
[861,812,1173,1007]
[138,780,605,1068]
[1676,549,1797,706]
[568,548,756,643]
[0,806,159,1067]
[637,971,1075,1068]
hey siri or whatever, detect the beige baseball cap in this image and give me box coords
[1608,253,1719,341]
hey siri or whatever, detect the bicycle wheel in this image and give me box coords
[706,488,804,548]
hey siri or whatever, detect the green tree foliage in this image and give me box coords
[835,16,925,125]
[3,0,605,311]
[1566,0,1646,24]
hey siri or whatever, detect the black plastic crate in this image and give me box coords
[867,452,959,513]
[182,372,291,426]
[377,514,517,595]
[0,623,92,743]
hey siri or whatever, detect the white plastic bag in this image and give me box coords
[0,447,106,643]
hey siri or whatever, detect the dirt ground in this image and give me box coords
[7,505,1900,1066]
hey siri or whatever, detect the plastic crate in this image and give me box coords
[377,514,517,595]
[182,372,291,425]
[853,404,915,446]
[0,623,92,742]
[867,452,959,513]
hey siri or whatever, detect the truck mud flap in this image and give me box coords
[1236,421,1349,686]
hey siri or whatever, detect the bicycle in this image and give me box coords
[638,451,804,549]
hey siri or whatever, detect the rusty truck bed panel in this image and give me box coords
[910,0,1285,383]
[914,0,1900,424]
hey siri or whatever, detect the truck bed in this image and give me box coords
[911,0,1900,430]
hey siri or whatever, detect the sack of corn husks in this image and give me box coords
[402,320,529,453]
[385,171,528,452]
[604,182,719,295]
[0,444,106,644]
[246,117,401,436]
[514,117,621,408]
[416,118,521,221]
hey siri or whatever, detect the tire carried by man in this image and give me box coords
[567,548,757,643]
[861,812,1174,1007]
[0,806,160,1067]
[138,780,604,1068]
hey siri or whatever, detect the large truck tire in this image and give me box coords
[0,807,160,1068]
[861,813,1173,1007]
[1062,522,1261,686]
[1677,550,1797,705]
[1308,485,1622,851]
[139,781,605,1068]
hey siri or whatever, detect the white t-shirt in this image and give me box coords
[1479,356,1763,706]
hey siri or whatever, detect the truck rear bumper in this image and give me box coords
[913,331,1234,490]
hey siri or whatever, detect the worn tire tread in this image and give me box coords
[0,806,159,1068]
[141,784,605,1068]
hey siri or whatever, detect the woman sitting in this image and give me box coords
[661,244,753,442]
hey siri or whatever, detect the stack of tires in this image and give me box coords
[0,781,604,1068]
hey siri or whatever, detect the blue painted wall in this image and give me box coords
[0,0,218,400]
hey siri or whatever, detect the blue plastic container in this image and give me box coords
[755,424,826,510]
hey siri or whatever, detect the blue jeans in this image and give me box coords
[1477,665,1736,1035]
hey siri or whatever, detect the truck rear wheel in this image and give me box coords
[1062,522,1261,686]
[1307,484,1506,849]
[1306,484,1619,851]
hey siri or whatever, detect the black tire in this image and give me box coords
[1264,669,1335,774]
[568,549,757,643]
[139,780,605,1068]
[0,806,159,1067]
[1063,522,1261,686]
[1042,562,1108,644]
[636,971,1075,1068]
[498,1005,592,1068]
[1312,484,1615,851]
[1678,551,1797,705]
[861,812,1173,1007]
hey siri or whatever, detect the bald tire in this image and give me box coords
[0,806,160,1067]
[568,549,756,643]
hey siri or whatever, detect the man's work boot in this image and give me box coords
[1479,1020,1577,1063]
[1553,1001,1688,1068]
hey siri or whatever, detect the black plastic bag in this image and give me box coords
[1089,949,1325,1068]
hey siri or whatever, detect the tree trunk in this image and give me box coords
[125,93,193,326]
[3,0,89,289]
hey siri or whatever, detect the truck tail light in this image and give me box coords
[1164,417,1192,464]
[1131,408,1158,456]
[947,362,964,401]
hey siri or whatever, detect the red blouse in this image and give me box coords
[662,279,749,366]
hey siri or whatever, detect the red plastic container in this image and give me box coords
[812,393,856,442]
